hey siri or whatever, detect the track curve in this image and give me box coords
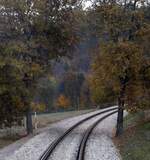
[39,107,118,160]
[76,110,118,160]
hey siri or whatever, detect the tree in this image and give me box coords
[34,76,57,112]
[31,102,46,112]
[90,0,150,136]
[80,79,92,108]
[0,63,26,127]
[0,0,80,134]
[91,42,144,135]
[56,95,71,109]
[62,71,85,109]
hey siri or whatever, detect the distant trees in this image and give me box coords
[35,76,57,112]
[62,71,85,109]
[80,79,92,108]
[56,71,92,110]
[56,95,71,110]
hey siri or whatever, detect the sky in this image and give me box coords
[83,0,92,9]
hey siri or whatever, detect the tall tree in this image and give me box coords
[90,0,150,136]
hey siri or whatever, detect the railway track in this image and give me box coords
[76,110,118,160]
[39,107,118,160]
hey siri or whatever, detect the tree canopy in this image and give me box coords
[0,0,81,130]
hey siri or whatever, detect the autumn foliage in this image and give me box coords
[56,95,71,109]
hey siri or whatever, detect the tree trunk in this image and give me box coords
[116,84,126,136]
[26,108,33,135]
[116,103,124,136]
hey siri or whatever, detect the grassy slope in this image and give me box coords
[114,113,150,160]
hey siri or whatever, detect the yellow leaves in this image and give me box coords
[137,25,150,38]
[56,95,71,109]
[102,42,143,77]
[96,4,129,36]
[90,2,150,110]
[30,63,41,73]
[24,62,43,80]
[90,40,146,106]
[31,102,46,112]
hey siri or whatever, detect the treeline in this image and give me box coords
[0,0,82,133]
[34,72,92,112]
[0,0,150,136]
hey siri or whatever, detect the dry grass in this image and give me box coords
[114,113,150,160]
[0,109,94,149]
[0,138,15,149]
[32,109,94,128]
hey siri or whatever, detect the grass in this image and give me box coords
[0,138,17,149]
[0,109,95,149]
[32,109,95,128]
[114,112,150,160]
[123,111,145,129]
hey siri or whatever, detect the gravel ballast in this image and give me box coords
[0,106,120,160]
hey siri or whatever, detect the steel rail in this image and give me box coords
[76,110,118,160]
[39,107,118,160]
